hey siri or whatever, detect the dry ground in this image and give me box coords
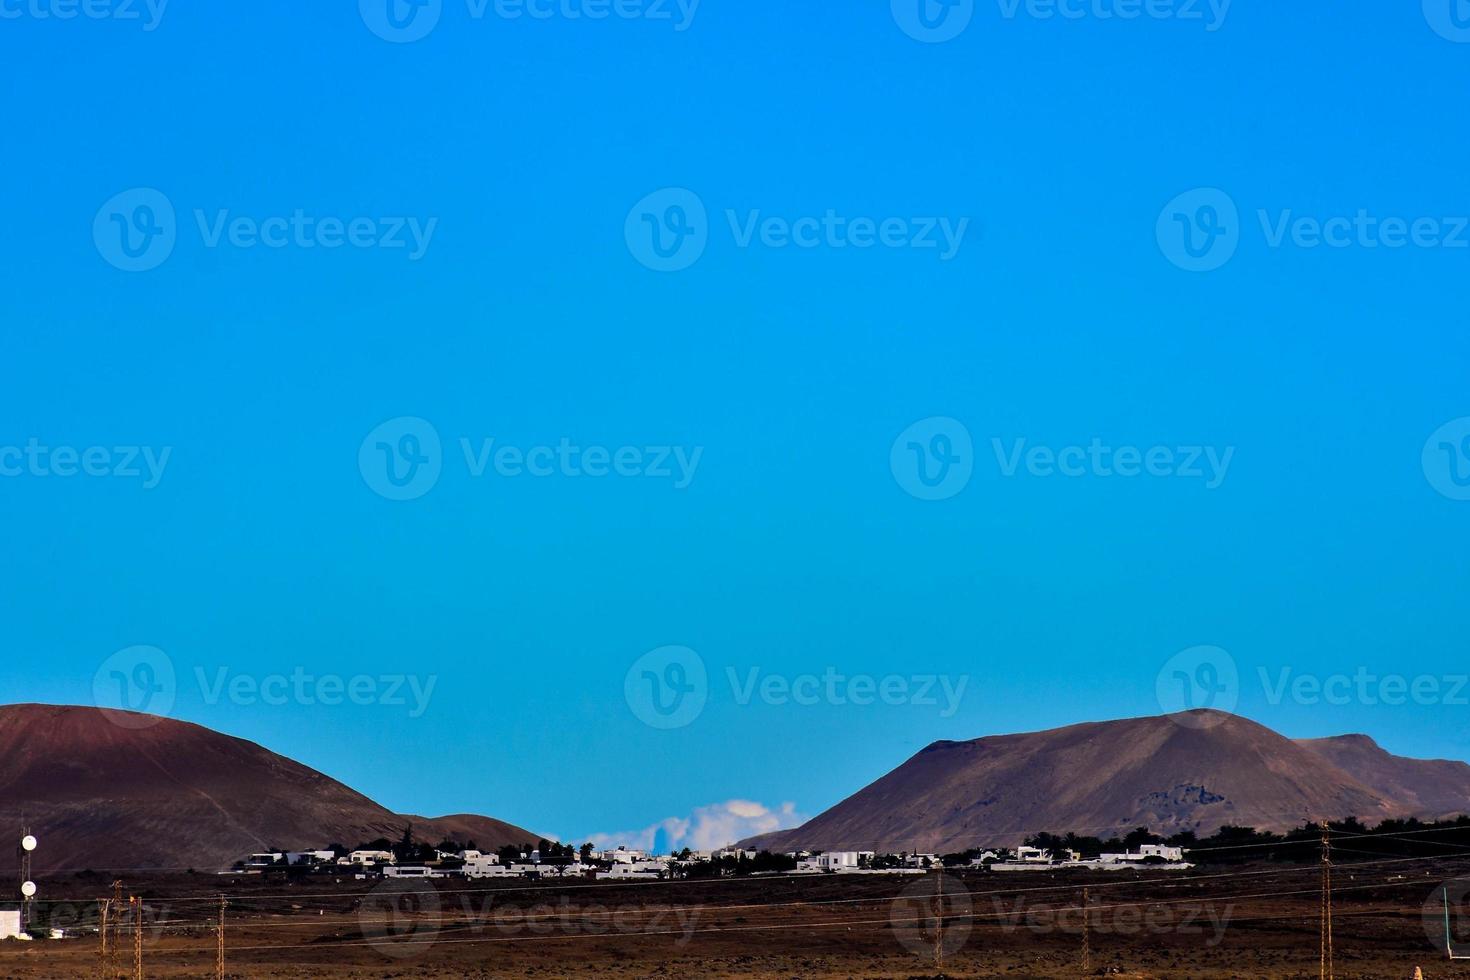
[2,862,1468,978]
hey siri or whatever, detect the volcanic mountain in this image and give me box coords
[0,703,541,872]
[743,710,1470,853]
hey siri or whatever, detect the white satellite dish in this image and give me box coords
[20,835,37,852]
[20,881,36,898]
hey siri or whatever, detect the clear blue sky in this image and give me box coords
[4,1,1470,846]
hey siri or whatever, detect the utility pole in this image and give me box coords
[216,895,226,980]
[18,824,33,934]
[131,895,142,980]
[109,881,124,979]
[1082,886,1092,975]
[98,898,109,979]
[1319,821,1333,980]
[931,868,944,971]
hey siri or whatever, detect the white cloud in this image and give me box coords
[584,800,805,853]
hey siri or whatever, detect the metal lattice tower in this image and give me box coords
[1319,821,1334,980]
[131,895,142,980]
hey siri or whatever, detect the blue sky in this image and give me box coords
[4,0,1470,848]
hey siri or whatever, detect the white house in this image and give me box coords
[0,910,24,940]
[600,860,667,880]
[462,858,515,878]
[383,865,451,878]
[344,850,394,866]
[601,847,647,864]
[1098,844,1185,864]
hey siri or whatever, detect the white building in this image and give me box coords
[344,850,394,866]
[0,910,23,940]
[600,860,667,880]
[461,857,518,878]
[601,847,647,864]
[807,852,862,871]
[383,865,452,878]
[1098,844,1185,864]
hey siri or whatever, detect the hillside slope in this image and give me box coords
[744,710,1470,852]
[0,703,541,871]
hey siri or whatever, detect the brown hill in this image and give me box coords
[0,703,542,872]
[743,710,1470,853]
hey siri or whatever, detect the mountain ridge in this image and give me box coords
[0,703,542,872]
[742,710,1470,852]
